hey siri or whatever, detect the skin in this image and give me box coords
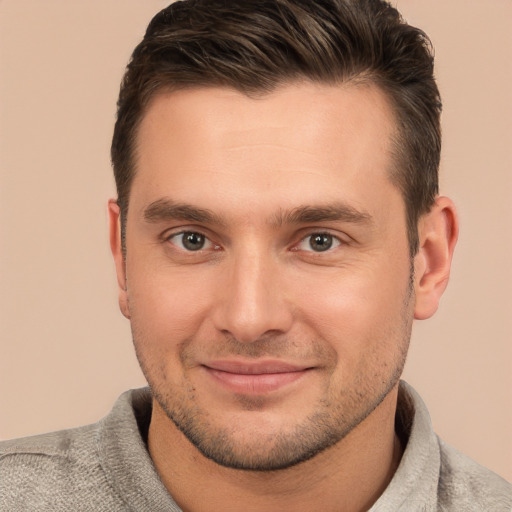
[109,82,458,512]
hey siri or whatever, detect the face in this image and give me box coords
[115,82,415,470]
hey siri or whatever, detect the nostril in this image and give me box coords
[211,261,293,342]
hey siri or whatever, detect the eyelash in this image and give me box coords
[165,231,219,252]
[164,230,345,254]
[294,232,343,253]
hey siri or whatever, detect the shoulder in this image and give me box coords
[1,421,92,454]
[0,389,154,511]
[0,424,123,511]
[1,423,91,476]
[437,437,512,511]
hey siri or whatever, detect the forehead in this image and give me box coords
[131,82,400,222]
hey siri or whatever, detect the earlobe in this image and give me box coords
[108,199,131,319]
[413,196,459,320]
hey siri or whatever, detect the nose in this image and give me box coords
[212,248,293,343]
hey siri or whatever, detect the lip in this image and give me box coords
[202,360,313,394]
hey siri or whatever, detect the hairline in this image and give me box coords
[120,76,424,257]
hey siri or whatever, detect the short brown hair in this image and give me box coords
[111,0,441,255]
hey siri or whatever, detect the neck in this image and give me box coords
[148,387,402,512]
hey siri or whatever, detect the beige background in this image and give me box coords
[1,0,511,481]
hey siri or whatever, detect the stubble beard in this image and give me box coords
[132,278,414,472]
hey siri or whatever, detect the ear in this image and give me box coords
[108,199,130,319]
[413,196,459,320]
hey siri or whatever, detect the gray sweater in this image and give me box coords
[1,381,511,511]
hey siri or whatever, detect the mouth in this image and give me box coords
[202,360,314,395]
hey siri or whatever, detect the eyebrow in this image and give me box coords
[143,197,373,227]
[271,203,373,227]
[143,198,225,226]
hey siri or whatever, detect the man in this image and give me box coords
[1,0,510,510]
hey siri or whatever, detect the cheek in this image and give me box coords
[290,266,412,402]
[127,270,216,392]
[290,263,411,355]
[126,262,216,351]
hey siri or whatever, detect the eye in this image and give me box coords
[297,233,341,252]
[168,231,213,251]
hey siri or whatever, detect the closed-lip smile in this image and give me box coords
[202,359,313,394]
